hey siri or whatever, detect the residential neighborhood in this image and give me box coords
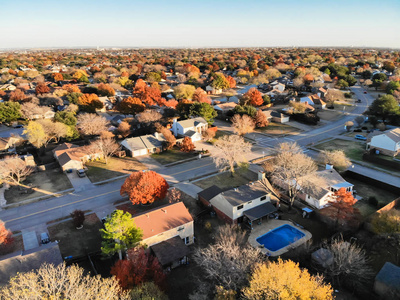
[0,1,400,299]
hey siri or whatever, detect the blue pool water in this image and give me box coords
[256,224,305,252]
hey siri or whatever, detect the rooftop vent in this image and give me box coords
[161,209,167,213]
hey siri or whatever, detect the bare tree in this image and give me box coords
[354,116,365,127]
[213,135,251,176]
[117,121,131,137]
[77,113,108,136]
[318,150,351,170]
[136,110,162,124]
[0,263,130,300]
[325,89,345,103]
[193,225,261,291]
[0,156,33,185]
[155,123,176,150]
[254,110,269,128]
[231,114,255,136]
[20,103,50,120]
[345,121,354,132]
[263,142,325,210]
[167,188,181,203]
[89,136,119,164]
[36,119,69,144]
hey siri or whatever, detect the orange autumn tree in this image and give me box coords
[116,97,145,114]
[120,171,169,205]
[0,221,13,246]
[78,93,103,112]
[52,73,63,82]
[226,76,236,88]
[62,84,81,93]
[35,82,50,95]
[9,89,27,101]
[192,87,211,104]
[180,136,195,152]
[97,83,115,96]
[243,87,263,106]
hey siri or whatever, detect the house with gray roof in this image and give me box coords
[374,262,400,299]
[171,117,208,142]
[367,127,400,156]
[120,132,166,157]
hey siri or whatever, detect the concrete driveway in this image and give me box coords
[66,171,95,192]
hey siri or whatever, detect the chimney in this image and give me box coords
[154,132,159,139]
[172,117,178,136]
[325,164,333,170]
[258,171,266,181]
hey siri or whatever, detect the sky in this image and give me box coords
[1,0,400,49]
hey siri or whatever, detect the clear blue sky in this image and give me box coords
[2,0,399,49]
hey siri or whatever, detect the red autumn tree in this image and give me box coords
[244,87,263,106]
[226,76,236,88]
[116,97,145,114]
[35,82,50,95]
[52,73,63,82]
[0,221,13,246]
[120,171,169,205]
[303,74,314,83]
[111,247,166,290]
[192,87,211,104]
[133,79,147,95]
[254,110,269,128]
[164,99,178,109]
[180,136,195,152]
[9,89,27,101]
[97,83,115,96]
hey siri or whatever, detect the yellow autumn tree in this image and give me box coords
[242,259,333,300]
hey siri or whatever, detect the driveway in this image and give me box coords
[66,171,95,192]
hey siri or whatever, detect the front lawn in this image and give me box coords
[193,168,258,191]
[47,213,103,258]
[4,169,73,205]
[318,109,342,121]
[256,122,301,136]
[85,157,146,183]
[151,149,198,165]
[314,138,366,161]
[0,235,23,256]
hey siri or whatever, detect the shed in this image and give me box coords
[311,248,334,268]
[374,262,400,299]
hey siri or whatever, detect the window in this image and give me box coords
[184,237,190,245]
[260,196,267,201]
[237,205,243,210]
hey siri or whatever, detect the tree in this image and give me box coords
[243,87,263,106]
[117,121,131,137]
[354,115,365,127]
[174,84,196,100]
[231,114,255,136]
[167,187,181,203]
[111,247,166,290]
[192,87,211,104]
[193,225,261,291]
[386,81,400,94]
[337,79,349,89]
[226,76,236,88]
[120,171,169,205]
[345,121,354,132]
[325,89,345,103]
[263,143,324,210]
[203,127,218,141]
[130,282,168,300]
[372,73,387,90]
[0,263,130,300]
[211,73,230,90]
[35,82,50,95]
[9,89,27,101]
[136,110,162,124]
[78,93,104,112]
[77,113,108,136]
[289,101,308,113]
[54,111,77,126]
[62,84,81,93]
[97,83,115,96]
[155,123,176,150]
[20,102,47,120]
[52,73,63,82]
[318,150,351,170]
[0,221,12,246]
[189,102,217,125]
[368,94,399,122]
[116,97,145,114]
[66,92,83,104]
[100,210,143,259]
[180,136,195,152]
[0,102,21,124]
[232,105,257,118]
[213,135,251,176]
[371,210,400,234]
[323,237,373,291]
[23,121,47,148]
[145,72,162,83]
[242,259,333,300]
[89,135,119,164]
[0,155,34,185]
[70,209,85,228]
[37,119,70,144]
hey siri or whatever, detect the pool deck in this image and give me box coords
[248,220,312,257]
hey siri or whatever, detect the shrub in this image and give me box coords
[70,210,85,228]
[368,196,378,207]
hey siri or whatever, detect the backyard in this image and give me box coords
[4,169,73,205]
[151,148,199,165]
[47,213,103,258]
[85,157,146,183]
[193,168,258,191]
[255,122,301,136]
[314,138,366,161]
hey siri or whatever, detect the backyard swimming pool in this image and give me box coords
[256,224,305,252]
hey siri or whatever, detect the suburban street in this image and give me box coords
[0,83,379,233]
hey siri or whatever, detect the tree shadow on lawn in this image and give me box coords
[47,213,103,258]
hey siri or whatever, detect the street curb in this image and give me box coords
[92,174,130,185]
[162,153,211,168]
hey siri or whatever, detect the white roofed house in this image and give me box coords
[171,117,208,142]
[120,132,166,157]
[367,128,400,157]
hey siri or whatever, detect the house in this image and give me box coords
[374,262,400,299]
[31,108,55,120]
[204,179,277,224]
[206,85,222,95]
[214,102,237,114]
[0,84,16,91]
[171,117,208,142]
[53,143,101,171]
[367,128,400,156]
[300,96,315,106]
[272,82,285,92]
[300,167,354,209]
[0,136,23,152]
[0,243,63,286]
[133,202,193,269]
[121,133,166,157]
[268,111,289,123]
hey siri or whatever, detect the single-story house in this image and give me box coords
[0,243,63,286]
[374,262,400,299]
[31,109,55,120]
[366,127,400,156]
[300,96,315,106]
[206,85,222,95]
[171,117,208,142]
[0,136,23,152]
[0,84,16,91]
[204,179,277,224]
[300,167,354,209]
[53,143,102,171]
[121,132,166,157]
[133,202,193,269]
[262,110,289,123]
[214,102,237,114]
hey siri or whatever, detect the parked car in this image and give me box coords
[76,169,86,177]
[364,91,367,94]
[357,99,362,103]
[355,134,367,141]
[41,232,50,244]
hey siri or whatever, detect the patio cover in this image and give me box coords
[244,202,277,222]
[150,236,190,267]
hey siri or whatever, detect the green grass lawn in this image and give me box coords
[151,148,198,165]
[85,157,146,183]
[256,122,301,136]
[47,213,103,258]
[194,168,258,191]
[4,169,73,205]
[314,138,366,161]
